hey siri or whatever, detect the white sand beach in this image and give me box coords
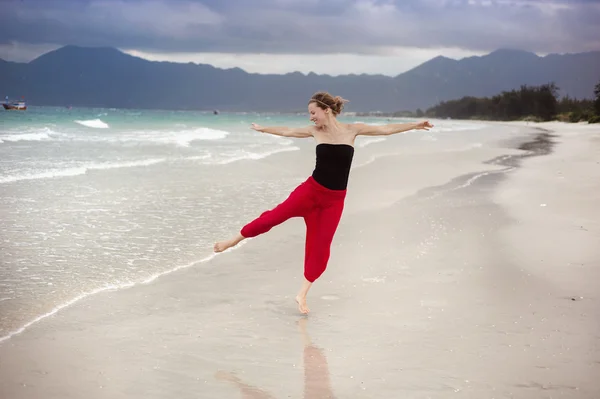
[0,121,598,399]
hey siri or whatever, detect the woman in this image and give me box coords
[214,91,433,314]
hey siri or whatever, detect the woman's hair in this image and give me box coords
[308,91,349,116]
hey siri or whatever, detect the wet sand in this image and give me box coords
[0,121,598,399]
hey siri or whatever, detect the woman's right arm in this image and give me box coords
[251,123,314,138]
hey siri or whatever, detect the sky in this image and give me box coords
[1,0,599,76]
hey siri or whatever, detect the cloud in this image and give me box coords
[0,0,599,57]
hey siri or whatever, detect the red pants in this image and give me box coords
[241,176,346,282]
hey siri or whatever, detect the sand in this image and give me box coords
[0,121,599,399]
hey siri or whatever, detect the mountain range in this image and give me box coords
[1,46,599,112]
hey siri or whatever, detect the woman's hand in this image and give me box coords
[415,121,434,130]
[250,123,264,132]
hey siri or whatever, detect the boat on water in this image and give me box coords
[2,96,27,110]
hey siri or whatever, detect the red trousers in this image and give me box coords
[241,176,346,282]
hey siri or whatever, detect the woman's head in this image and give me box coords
[308,91,348,127]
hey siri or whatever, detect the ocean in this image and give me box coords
[0,106,493,342]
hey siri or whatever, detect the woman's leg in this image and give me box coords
[214,181,310,253]
[296,200,344,313]
[304,201,344,282]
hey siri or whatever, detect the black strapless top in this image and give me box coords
[311,143,355,190]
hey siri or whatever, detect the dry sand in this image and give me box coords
[0,121,598,399]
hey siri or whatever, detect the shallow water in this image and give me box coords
[0,106,498,340]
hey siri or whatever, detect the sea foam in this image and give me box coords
[0,159,166,184]
[74,119,110,129]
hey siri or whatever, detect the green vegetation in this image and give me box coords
[556,95,595,122]
[427,83,559,122]
[426,82,600,123]
[593,81,600,123]
[358,81,600,124]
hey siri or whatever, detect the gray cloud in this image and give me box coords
[0,0,599,55]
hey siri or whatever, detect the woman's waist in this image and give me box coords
[306,175,348,196]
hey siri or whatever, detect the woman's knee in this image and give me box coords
[304,257,330,282]
[304,268,325,283]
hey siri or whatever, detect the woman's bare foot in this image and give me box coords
[295,278,313,314]
[296,295,310,314]
[214,233,245,253]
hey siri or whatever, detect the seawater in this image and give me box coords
[0,106,490,341]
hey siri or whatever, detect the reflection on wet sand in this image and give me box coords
[215,318,335,398]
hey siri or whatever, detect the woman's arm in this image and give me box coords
[251,123,314,138]
[352,121,433,136]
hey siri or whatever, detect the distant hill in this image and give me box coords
[1,45,599,112]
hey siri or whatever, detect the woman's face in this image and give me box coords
[308,102,328,127]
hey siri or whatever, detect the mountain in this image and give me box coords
[1,45,599,112]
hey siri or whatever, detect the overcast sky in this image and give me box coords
[1,0,599,76]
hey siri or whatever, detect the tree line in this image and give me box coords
[360,81,600,123]
[424,82,599,123]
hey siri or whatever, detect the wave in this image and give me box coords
[1,125,229,147]
[74,119,110,129]
[0,240,251,344]
[86,158,166,170]
[356,137,386,148]
[352,152,395,169]
[137,128,228,147]
[0,144,296,184]
[429,123,488,132]
[0,158,166,184]
[213,146,300,164]
[98,127,229,147]
[63,127,228,147]
[0,251,211,344]
[0,131,53,143]
[185,154,213,161]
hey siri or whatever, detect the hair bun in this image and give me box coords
[309,91,349,116]
[332,96,348,115]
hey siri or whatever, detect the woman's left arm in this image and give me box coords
[352,121,434,136]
